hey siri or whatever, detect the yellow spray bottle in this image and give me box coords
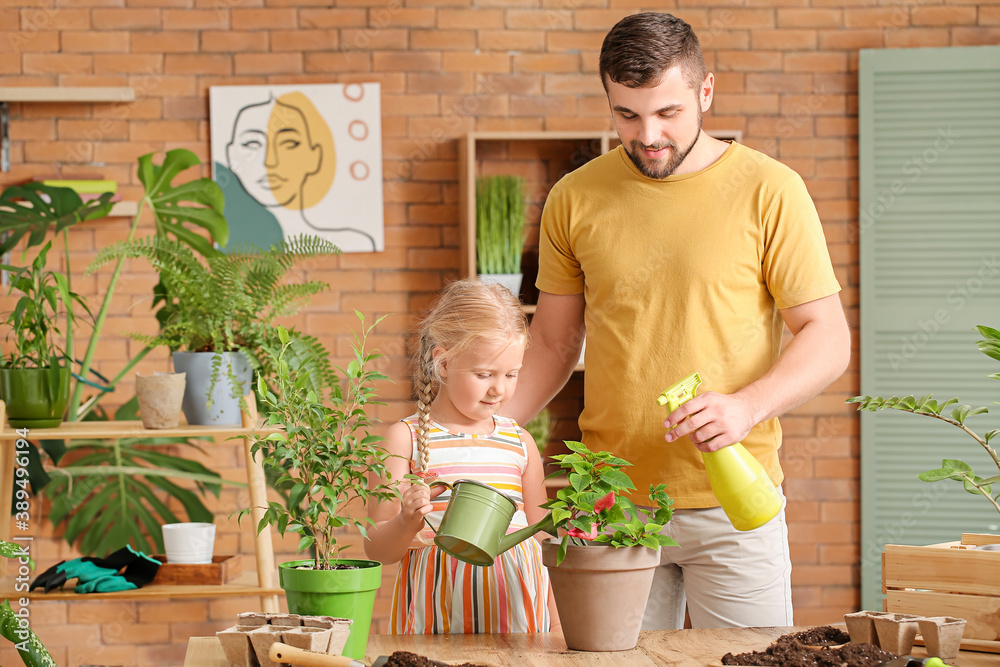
[657,372,783,531]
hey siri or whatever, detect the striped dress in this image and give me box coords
[388,414,551,634]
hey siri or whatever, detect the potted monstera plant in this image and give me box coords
[243,316,400,660]
[541,440,678,652]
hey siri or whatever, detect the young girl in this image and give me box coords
[364,279,558,634]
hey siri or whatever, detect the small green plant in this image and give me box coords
[848,324,1000,515]
[475,174,526,275]
[245,316,401,569]
[1,241,91,371]
[543,440,678,565]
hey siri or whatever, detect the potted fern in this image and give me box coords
[87,235,339,425]
[475,174,527,297]
[244,317,400,660]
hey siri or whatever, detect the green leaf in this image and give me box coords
[43,436,229,556]
[0,184,115,255]
[138,148,228,248]
[917,468,956,482]
[952,405,972,424]
[942,459,973,473]
[962,476,991,495]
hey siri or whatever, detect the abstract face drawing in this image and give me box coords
[225,93,336,211]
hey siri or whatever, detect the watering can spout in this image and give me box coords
[498,511,556,555]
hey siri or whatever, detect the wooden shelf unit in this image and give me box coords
[458,130,619,281]
[0,402,282,611]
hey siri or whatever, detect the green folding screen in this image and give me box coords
[858,45,1000,610]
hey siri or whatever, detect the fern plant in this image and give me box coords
[87,234,339,397]
[848,325,1000,515]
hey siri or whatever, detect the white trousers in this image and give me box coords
[641,488,793,629]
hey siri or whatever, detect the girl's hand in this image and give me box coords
[399,482,445,525]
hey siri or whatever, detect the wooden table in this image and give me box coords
[184,626,997,666]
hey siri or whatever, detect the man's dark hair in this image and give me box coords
[599,12,707,92]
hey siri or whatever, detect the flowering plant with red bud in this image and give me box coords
[542,441,678,565]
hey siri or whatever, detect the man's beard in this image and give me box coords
[624,109,703,180]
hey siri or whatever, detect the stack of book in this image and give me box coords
[34,174,121,202]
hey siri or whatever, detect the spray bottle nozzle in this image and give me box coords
[656,372,703,414]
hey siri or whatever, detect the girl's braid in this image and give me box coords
[414,335,436,474]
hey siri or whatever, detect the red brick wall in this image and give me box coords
[3,2,998,665]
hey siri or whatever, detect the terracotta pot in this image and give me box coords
[135,372,186,429]
[542,539,659,652]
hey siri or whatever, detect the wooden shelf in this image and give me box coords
[0,404,282,611]
[0,87,136,172]
[0,570,283,601]
[0,87,135,103]
[0,419,275,442]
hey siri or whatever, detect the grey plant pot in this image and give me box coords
[172,350,252,426]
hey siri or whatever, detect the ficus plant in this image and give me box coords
[848,324,1000,515]
[245,316,401,570]
[543,440,678,566]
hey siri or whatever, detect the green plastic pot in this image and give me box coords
[0,367,71,428]
[278,559,382,660]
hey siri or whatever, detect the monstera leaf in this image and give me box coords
[0,185,115,255]
[139,148,228,256]
[44,432,241,556]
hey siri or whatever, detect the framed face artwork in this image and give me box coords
[209,83,384,253]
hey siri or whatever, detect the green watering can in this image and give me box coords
[424,479,555,567]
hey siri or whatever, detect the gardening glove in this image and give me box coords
[30,545,161,594]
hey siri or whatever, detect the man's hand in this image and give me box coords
[663,390,757,452]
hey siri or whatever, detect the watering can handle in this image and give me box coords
[420,480,452,535]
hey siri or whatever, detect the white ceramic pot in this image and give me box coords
[162,522,216,564]
[478,273,523,298]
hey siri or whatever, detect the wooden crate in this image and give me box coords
[150,554,242,585]
[883,533,1000,652]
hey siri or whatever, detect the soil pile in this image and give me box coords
[381,650,489,667]
[722,626,897,667]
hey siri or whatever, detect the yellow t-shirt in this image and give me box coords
[537,141,841,508]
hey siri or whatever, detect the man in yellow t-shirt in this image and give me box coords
[507,12,850,629]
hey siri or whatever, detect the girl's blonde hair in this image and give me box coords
[414,278,529,472]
